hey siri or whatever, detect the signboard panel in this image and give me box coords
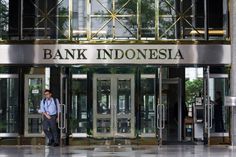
[0,44,231,65]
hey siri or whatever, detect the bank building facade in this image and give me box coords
[0,0,236,146]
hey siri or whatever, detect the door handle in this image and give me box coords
[58,104,66,129]
[157,104,165,129]
[157,104,161,129]
[209,104,213,129]
[161,104,165,129]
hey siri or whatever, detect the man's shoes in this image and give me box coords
[53,143,59,147]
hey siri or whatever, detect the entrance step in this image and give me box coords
[68,137,158,145]
[104,139,131,145]
[94,145,132,152]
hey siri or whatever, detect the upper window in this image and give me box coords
[23,0,70,39]
[0,0,9,40]
[0,0,230,41]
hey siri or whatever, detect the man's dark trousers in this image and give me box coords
[43,115,59,144]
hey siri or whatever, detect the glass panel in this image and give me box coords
[141,0,155,39]
[72,0,87,40]
[117,118,131,133]
[97,80,111,114]
[91,17,112,39]
[0,77,18,133]
[71,78,87,133]
[90,0,137,40]
[182,0,205,40]
[97,119,111,133]
[209,78,229,133]
[23,0,70,39]
[158,0,206,40]
[114,17,137,39]
[117,79,131,114]
[0,0,9,40]
[91,0,112,15]
[140,78,155,134]
[162,83,179,141]
[28,78,43,114]
[208,0,228,40]
[28,118,42,133]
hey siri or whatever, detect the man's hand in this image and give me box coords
[44,113,51,119]
[56,117,59,123]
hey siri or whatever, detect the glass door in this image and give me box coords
[59,73,68,145]
[116,75,135,137]
[71,74,88,137]
[162,79,182,142]
[140,74,156,137]
[204,67,230,145]
[157,67,182,144]
[93,74,135,138]
[24,75,45,137]
[0,74,19,137]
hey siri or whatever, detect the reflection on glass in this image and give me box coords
[0,0,9,40]
[97,80,111,114]
[0,78,18,133]
[22,0,70,39]
[97,119,111,133]
[141,0,155,39]
[71,78,87,133]
[209,78,229,133]
[90,0,137,39]
[72,0,87,40]
[28,118,42,133]
[140,78,155,134]
[28,78,43,114]
[117,79,131,114]
[117,118,131,133]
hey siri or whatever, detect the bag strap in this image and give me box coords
[43,98,58,113]
[53,98,58,113]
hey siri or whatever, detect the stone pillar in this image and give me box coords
[230,0,236,146]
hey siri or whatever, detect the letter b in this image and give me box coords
[43,49,52,59]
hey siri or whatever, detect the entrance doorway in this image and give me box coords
[93,74,135,138]
[203,67,230,145]
[0,74,19,137]
[24,74,45,137]
[162,79,182,142]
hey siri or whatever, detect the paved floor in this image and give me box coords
[0,145,235,157]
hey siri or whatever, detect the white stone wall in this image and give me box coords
[230,0,236,145]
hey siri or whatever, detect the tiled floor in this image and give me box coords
[0,145,235,157]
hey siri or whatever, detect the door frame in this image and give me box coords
[0,74,19,137]
[24,74,45,137]
[140,74,156,137]
[93,74,135,138]
[70,74,88,138]
[204,66,230,145]
[162,78,182,142]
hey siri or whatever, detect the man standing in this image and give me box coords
[40,89,61,146]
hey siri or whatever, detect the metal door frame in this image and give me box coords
[162,78,182,142]
[157,66,182,143]
[93,74,135,138]
[24,74,45,137]
[140,74,156,137]
[209,73,229,138]
[0,74,19,137]
[204,66,230,144]
[71,74,88,138]
[59,72,68,144]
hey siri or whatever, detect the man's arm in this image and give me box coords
[39,100,51,119]
[56,99,61,122]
